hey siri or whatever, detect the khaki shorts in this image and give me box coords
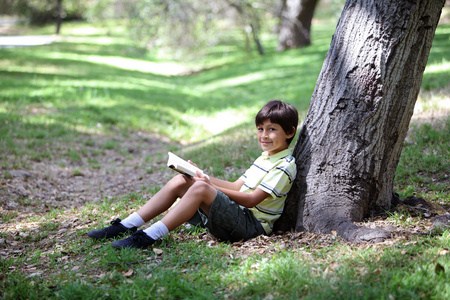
[188,190,265,242]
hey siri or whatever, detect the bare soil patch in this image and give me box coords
[1,131,174,221]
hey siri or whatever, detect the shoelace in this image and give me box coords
[110,218,121,226]
[131,231,152,246]
[104,219,123,233]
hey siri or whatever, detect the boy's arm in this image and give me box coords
[209,177,244,191]
[195,172,268,208]
[188,160,244,191]
[215,186,269,208]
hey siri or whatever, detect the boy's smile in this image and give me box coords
[257,119,294,156]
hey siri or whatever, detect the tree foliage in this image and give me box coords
[124,0,218,56]
[2,0,342,56]
[3,0,89,24]
[117,0,278,57]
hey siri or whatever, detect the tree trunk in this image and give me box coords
[275,0,445,243]
[250,24,265,55]
[228,0,265,55]
[277,0,319,51]
[55,0,63,35]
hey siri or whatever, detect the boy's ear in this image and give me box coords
[287,126,296,138]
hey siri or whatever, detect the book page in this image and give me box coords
[167,152,204,178]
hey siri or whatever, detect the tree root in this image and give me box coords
[336,219,391,243]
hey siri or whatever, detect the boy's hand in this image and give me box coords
[188,160,198,168]
[195,171,211,184]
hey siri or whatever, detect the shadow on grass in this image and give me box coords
[0,31,328,149]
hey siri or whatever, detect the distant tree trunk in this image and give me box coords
[277,0,319,51]
[275,0,445,242]
[55,0,63,34]
[228,0,265,55]
[250,23,265,55]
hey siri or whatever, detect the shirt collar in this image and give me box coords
[261,148,293,162]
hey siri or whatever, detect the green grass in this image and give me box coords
[1,204,449,299]
[0,20,322,161]
[0,13,449,300]
[395,119,450,204]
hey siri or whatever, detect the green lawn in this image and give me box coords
[0,14,449,300]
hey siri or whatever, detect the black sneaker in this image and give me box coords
[111,230,155,249]
[87,218,137,240]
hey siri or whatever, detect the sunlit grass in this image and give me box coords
[425,61,450,74]
[0,25,326,146]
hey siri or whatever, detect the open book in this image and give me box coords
[167,152,207,178]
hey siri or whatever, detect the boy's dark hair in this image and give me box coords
[255,100,299,145]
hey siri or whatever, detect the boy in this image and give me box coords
[87,100,298,249]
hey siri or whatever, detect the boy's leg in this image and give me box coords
[88,174,194,240]
[135,174,195,222]
[120,212,145,228]
[159,181,217,231]
[111,181,217,249]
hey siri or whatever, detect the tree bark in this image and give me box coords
[275,0,445,243]
[277,0,319,51]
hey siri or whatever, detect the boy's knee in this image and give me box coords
[171,174,192,186]
[189,181,216,197]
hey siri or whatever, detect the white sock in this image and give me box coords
[120,212,145,229]
[143,221,169,240]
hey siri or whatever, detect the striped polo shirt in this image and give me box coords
[239,148,297,234]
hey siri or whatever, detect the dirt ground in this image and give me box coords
[1,131,176,220]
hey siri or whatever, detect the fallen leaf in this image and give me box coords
[251,263,260,269]
[27,272,43,278]
[356,267,368,276]
[153,248,163,255]
[439,249,449,256]
[122,269,134,277]
[329,261,340,270]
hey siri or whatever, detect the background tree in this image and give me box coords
[275,0,446,242]
[121,0,274,57]
[55,0,63,34]
[4,0,87,26]
[124,0,222,57]
[226,0,266,55]
[277,0,319,50]
[2,0,327,56]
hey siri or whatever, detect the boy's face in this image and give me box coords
[257,119,294,156]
